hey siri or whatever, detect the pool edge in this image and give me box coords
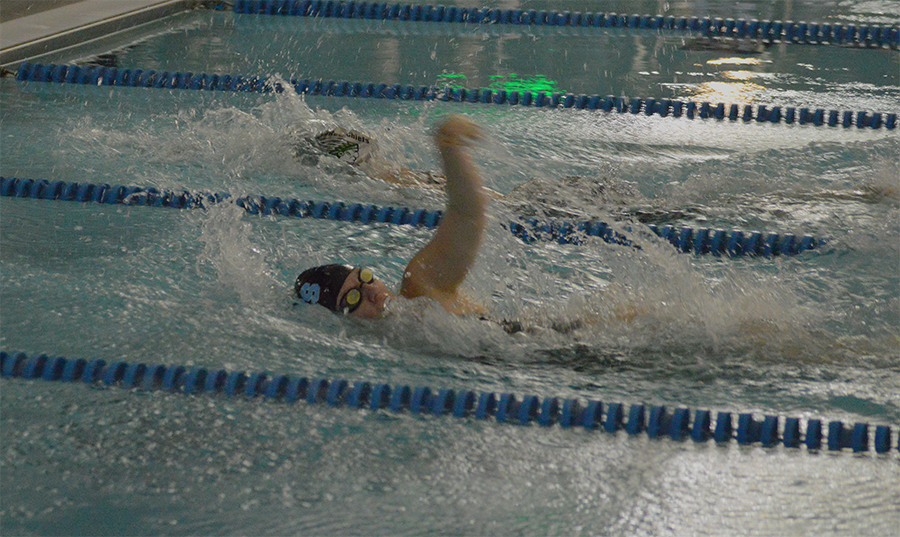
[0,0,203,68]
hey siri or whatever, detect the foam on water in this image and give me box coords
[84,82,884,372]
[168,99,897,378]
[5,77,896,377]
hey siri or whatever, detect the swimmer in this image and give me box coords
[295,115,489,319]
[295,126,448,189]
[295,116,649,329]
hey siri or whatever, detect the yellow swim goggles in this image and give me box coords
[339,268,375,314]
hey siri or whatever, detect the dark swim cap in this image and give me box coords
[295,264,354,312]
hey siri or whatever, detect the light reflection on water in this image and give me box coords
[2,87,897,532]
[1,2,899,535]
[2,379,898,536]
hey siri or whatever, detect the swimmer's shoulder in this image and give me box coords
[399,276,486,316]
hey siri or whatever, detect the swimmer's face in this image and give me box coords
[336,267,393,319]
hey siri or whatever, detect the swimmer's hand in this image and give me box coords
[435,115,483,148]
[400,115,488,314]
[433,115,488,215]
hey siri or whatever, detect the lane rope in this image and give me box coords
[14,62,897,131]
[1,176,828,258]
[231,0,900,50]
[2,351,896,454]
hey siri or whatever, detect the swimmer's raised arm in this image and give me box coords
[400,115,489,313]
[295,116,488,319]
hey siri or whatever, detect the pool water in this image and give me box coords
[1,1,899,535]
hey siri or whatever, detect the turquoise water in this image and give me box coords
[1,2,899,535]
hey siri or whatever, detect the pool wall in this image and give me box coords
[0,0,202,68]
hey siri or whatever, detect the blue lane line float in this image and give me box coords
[14,62,897,131]
[231,0,900,49]
[0,176,828,258]
[3,351,897,454]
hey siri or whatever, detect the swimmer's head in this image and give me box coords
[312,128,377,165]
[295,264,352,312]
[295,264,392,319]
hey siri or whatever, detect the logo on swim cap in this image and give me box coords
[313,128,376,165]
[298,282,321,305]
[295,264,354,313]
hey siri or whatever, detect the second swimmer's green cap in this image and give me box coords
[313,128,376,165]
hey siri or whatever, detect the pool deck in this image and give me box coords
[0,0,200,68]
